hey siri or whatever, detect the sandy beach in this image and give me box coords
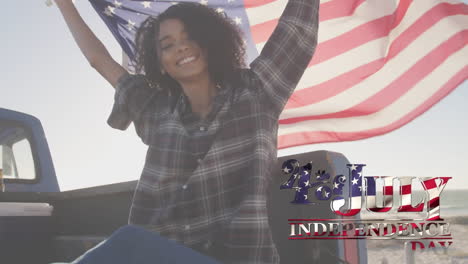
[367,216,468,264]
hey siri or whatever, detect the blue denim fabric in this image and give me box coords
[68,225,221,264]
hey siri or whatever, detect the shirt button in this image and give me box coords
[184,225,190,230]
[199,126,205,131]
[182,184,188,190]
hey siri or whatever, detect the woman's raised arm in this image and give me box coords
[250,0,319,116]
[55,0,127,88]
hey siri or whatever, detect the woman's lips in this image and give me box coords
[177,55,197,66]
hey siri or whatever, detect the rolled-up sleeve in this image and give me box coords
[107,73,156,130]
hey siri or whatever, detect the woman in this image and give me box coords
[55,0,319,263]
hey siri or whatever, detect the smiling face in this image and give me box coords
[158,18,210,83]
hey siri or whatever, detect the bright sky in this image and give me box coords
[1,1,467,191]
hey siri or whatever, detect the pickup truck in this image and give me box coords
[0,107,367,264]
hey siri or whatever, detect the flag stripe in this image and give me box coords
[258,0,369,25]
[317,1,396,44]
[253,0,397,50]
[399,192,426,212]
[245,0,288,25]
[277,63,468,147]
[282,3,467,111]
[282,25,466,125]
[384,186,393,195]
[249,0,372,43]
[429,197,440,208]
[303,0,412,67]
[280,29,467,124]
[268,0,467,148]
[423,177,451,190]
[399,204,425,212]
[319,0,367,22]
[368,207,392,213]
[275,3,466,104]
[401,185,412,195]
[244,0,276,9]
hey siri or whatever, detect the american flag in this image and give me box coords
[88,0,468,149]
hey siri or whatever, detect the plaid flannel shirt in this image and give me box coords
[107,0,319,262]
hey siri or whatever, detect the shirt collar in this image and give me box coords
[176,82,229,118]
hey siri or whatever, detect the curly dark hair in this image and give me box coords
[134,2,246,95]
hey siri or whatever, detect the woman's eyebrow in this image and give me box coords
[159,30,188,42]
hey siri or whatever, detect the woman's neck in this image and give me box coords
[178,76,217,118]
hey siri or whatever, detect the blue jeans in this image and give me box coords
[66,225,221,264]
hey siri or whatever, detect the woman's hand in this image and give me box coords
[53,0,127,88]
